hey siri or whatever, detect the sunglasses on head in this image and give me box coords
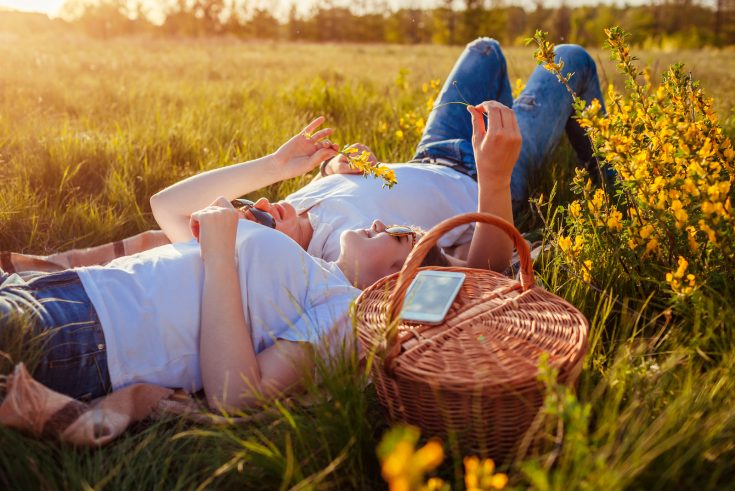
[230,199,276,229]
[385,225,417,249]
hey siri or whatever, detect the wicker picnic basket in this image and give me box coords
[354,212,588,460]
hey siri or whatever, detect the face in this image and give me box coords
[240,198,309,247]
[338,219,416,289]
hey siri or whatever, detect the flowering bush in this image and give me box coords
[531,28,735,299]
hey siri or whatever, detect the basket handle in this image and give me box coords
[384,212,535,364]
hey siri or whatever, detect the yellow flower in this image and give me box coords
[639,224,654,240]
[591,189,605,209]
[340,146,397,189]
[464,456,508,490]
[413,440,444,470]
[572,236,585,255]
[423,478,448,491]
[569,201,582,218]
[558,235,572,253]
[382,441,413,481]
[666,256,696,295]
[670,256,689,279]
[606,210,623,232]
[699,220,717,243]
[582,260,593,282]
[395,130,404,140]
[673,208,688,228]
[512,78,526,99]
[415,117,426,134]
[378,426,448,491]
[698,138,713,158]
[644,238,659,257]
[686,226,699,251]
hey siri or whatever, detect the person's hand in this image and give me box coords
[190,197,240,261]
[467,101,522,185]
[321,143,378,176]
[273,117,340,179]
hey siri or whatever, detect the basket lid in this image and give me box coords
[355,213,588,391]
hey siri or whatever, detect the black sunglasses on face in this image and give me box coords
[230,199,276,229]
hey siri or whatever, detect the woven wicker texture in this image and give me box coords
[354,212,588,460]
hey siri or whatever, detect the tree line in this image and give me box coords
[61,0,735,47]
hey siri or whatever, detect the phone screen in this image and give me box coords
[402,273,464,317]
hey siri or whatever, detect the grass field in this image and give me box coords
[1,32,735,490]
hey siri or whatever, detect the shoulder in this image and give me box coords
[234,220,335,277]
[235,220,297,250]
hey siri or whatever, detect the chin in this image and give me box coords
[340,229,366,258]
[339,229,355,248]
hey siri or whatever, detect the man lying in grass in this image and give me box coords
[1,39,607,275]
[0,99,519,411]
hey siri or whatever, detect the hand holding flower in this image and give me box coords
[467,101,522,186]
[273,116,340,179]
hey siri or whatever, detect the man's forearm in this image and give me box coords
[150,154,286,243]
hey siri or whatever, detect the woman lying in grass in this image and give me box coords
[0,101,520,411]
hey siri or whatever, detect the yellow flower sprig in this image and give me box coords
[341,145,397,189]
[303,128,398,188]
[378,425,445,491]
[377,425,508,491]
[464,456,509,491]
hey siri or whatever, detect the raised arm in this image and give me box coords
[194,197,313,411]
[151,117,338,243]
[451,101,520,272]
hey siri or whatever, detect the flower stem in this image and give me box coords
[432,101,471,110]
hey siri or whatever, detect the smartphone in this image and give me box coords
[400,271,466,325]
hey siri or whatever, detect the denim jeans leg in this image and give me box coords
[511,44,605,215]
[413,37,514,173]
[1,270,111,400]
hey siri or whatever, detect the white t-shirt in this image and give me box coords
[286,164,478,262]
[77,220,359,392]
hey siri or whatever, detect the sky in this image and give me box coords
[0,0,717,18]
[0,0,66,15]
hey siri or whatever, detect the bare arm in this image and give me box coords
[151,117,337,243]
[449,102,521,272]
[195,198,314,412]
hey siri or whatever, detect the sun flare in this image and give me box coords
[0,0,65,15]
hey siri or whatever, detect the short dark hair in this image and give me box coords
[419,244,450,268]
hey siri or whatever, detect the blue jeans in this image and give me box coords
[0,269,111,400]
[412,38,607,217]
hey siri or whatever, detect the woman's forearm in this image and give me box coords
[464,102,520,273]
[466,181,514,272]
[200,255,262,411]
[151,154,287,243]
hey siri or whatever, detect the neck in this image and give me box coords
[296,212,314,250]
[335,257,365,289]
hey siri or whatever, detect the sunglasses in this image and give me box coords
[230,199,276,229]
[385,225,417,249]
